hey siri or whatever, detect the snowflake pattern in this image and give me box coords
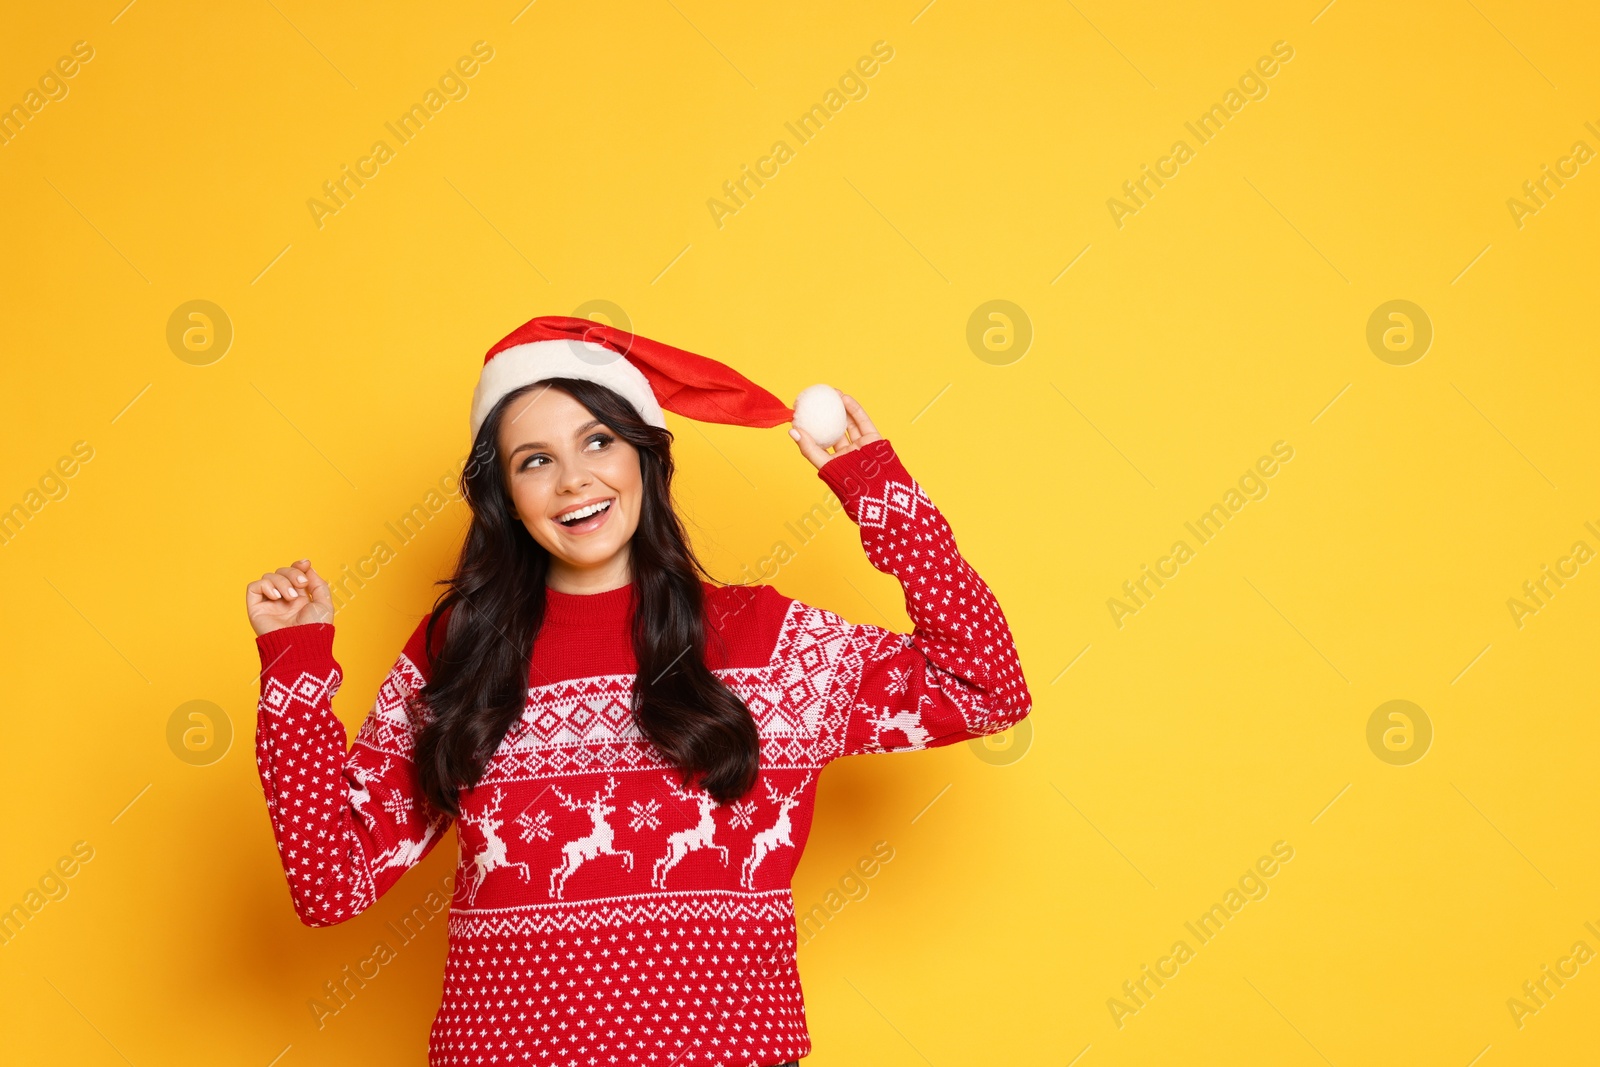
[627,796,662,832]
[884,663,914,696]
[379,790,412,820]
[727,799,758,831]
[514,807,553,843]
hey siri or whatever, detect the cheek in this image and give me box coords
[603,457,644,531]
[599,453,643,499]
[509,478,547,525]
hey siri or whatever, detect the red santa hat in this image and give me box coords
[470,315,795,442]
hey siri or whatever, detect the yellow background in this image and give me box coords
[2,1,1597,1063]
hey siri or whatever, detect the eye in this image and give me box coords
[515,434,610,471]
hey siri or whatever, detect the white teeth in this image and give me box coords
[558,500,611,524]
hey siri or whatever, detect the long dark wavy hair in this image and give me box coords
[410,378,760,817]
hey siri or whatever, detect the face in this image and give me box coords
[496,385,643,588]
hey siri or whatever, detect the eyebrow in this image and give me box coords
[507,419,605,461]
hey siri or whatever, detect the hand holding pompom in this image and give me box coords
[789,389,882,470]
[792,384,847,447]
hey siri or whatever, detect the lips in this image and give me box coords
[553,497,615,535]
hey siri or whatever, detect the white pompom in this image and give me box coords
[792,384,847,446]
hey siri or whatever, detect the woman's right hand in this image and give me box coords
[246,559,334,636]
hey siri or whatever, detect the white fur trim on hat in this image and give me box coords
[469,339,667,441]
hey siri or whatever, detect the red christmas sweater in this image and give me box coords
[254,438,1031,1067]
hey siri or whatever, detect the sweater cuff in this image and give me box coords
[256,622,337,676]
[817,438,906,521]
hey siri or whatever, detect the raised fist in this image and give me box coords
[246,559,333,636]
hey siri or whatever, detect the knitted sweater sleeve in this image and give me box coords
[253,616,454,926]
[810,437,1032,758]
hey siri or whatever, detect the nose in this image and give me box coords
[554,456,593,496]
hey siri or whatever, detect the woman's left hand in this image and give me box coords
[789,391,883,471]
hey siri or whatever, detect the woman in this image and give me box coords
[245,316,1031,1066]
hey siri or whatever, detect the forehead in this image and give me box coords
[499,386,594,442]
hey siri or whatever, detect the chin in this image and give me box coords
[571,546,619,568]
[565,535,626,566]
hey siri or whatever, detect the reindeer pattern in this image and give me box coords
[461,787,532,905]
[741,772,813,889]
[863,693,936,751]
[547,775,635,899]
[375,809,449,872]
[651,775,730,888]
[347,755,392,817]
[451,769,821,903]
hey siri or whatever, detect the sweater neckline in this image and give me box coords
[542,580,635,629]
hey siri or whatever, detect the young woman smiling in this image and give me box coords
[245,316,1031,1066]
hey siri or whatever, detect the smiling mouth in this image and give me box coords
[554,498,614,531]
